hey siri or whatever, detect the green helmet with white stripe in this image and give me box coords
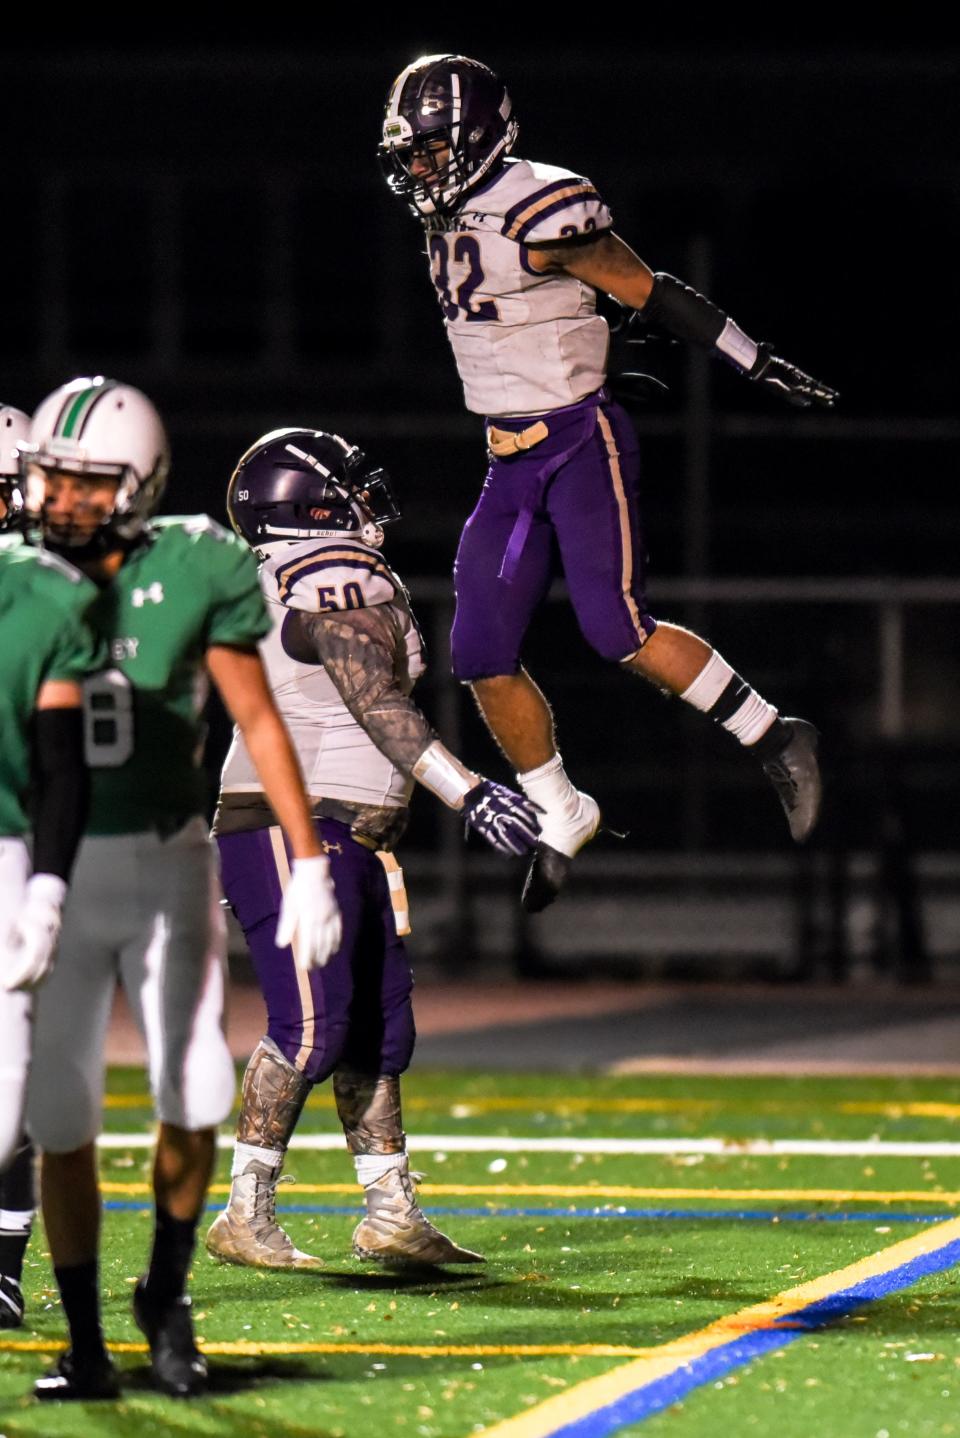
[22,376,170,548]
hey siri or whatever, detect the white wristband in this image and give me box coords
[412,740,478,810]
[715,318,759,372]
[26,873,68,909]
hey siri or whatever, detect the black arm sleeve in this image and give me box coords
[30,707,89,881]
[640,272,729,349]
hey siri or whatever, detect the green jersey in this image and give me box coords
[83,516,270,835]
[0,535,102,838]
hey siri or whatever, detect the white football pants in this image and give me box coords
[0,837,31,1171]
[28,818,235,1153]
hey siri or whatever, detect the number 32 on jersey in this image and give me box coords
[429,235,498,323]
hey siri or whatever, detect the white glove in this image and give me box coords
[275,854,342,972]
[2,873,67,992]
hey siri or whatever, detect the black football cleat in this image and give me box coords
[522,844,574,914]
[0,1274,24,1329]
[521,790,601,913]
[34,1347,120,1401]
[133,1278,208,1398]
[760,717,822,843]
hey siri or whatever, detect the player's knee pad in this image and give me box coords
[27,1065,101,1154]
[266,1015,349,1087]
[154,1024,235,1131]
[339,1006,415,1079]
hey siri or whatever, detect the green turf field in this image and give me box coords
[3,1068,960,1437]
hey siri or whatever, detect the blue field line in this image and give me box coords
[545,1235,960,1438]
[101,1201,953,1224]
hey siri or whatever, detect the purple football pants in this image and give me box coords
[217,819,415,1084]
[451,389,657,681]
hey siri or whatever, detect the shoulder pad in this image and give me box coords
[268,540,400,614]
[31,547,90,586]
[154,515,234,544]
[499,161,612,245]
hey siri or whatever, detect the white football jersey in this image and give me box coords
[219,538,424,809]
[425,157,613,417]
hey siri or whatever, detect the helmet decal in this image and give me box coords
[55,379,119,441]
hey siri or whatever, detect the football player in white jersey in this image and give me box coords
[207,428,539,1270]
[380,55,837,908]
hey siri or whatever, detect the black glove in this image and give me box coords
[462,780,541,857]
[605,300,672,409]
[748,343,838,409]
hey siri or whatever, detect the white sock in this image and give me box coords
[354,1151,406,1188]
[680,651,777,747]
[232,1142,283,1179]
[517,754,582,822]
[726,692,778,746]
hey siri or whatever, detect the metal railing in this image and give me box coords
[398,576,960,973]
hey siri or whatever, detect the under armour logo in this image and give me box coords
[321,840,343,855]
[131,582,164,607]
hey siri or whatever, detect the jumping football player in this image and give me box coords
[16,378,342,1402]
[206,428,539,1271]
[380,55,837,909]
[0,403,102,1332]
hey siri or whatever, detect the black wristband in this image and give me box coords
[31,706,89,881]
[640,272,728,350]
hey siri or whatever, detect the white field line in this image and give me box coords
[96,1133,960,1158]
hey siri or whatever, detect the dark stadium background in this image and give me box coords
[5,33,958,976]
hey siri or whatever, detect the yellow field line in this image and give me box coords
[100,1092,960,1119]
[99,1180,960,1203]
[477,1215,960,1438]
[840,1101,960,1119]
[0,1338,654,1359]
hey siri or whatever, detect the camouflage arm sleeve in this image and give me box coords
[295,606,437,776]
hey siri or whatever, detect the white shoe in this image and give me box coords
[353,1160,484,1267]
[205,1163,323,1270]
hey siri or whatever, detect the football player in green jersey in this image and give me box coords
[11,377,342,1403]
[0,404,102,1332]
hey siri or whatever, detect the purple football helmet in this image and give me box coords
[380,54,518,218]
[227,429,400,551]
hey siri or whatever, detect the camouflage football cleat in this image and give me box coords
[522,789,600,913]
[205,1162,324,1270]
[760,717,822,843]
[353,1160,484,1267]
